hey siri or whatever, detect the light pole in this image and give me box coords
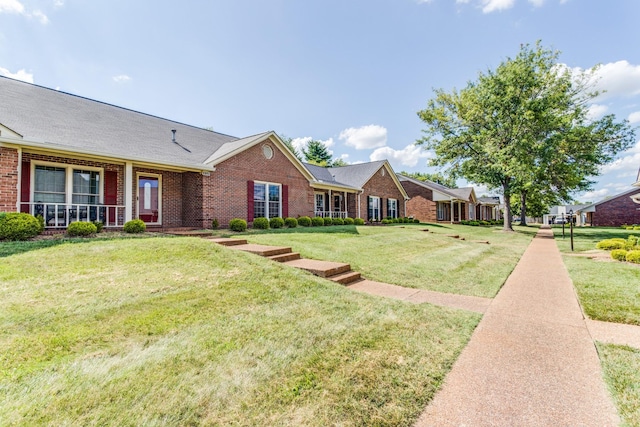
[562,212,565,238]
[569,209,574,251]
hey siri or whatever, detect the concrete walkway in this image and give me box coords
[415,226,620,426]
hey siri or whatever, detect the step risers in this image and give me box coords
[328,270,362,285]
[228,244,292,257]
[207,238,248,246]
[267,252,301,263]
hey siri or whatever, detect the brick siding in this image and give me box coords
[0,147,19,211]
[348,166,406,219]
[402,181,437,222]
[591,188,640,226]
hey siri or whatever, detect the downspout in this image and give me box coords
[357,191,362,219]
[450,199,453,224]
[125,162,133,222]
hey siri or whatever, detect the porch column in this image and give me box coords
[328,189,332,217]
[458,201,462,221]
[357,193,361,219]
[16,147,22,212]
[450,200,454,224]
[125,162,133,222]
[344,191,348,217]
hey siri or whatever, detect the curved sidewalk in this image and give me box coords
[415,227,620,426]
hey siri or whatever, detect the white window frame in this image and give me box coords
[315,192,325,214]
[254,181,282,219]
[388,198,398,219]
[369,196,381,221]
[136,172,162,225]
[31,160,104,206]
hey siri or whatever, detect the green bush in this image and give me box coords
[626,250,640,264]
[211,219,219,229]
[628,235,639,248]
[381,219,391,225]
[354,218,365,226]
[611,249,628,262]
[323,217,333,226]
[92,220,104,233]
[413,219,420,224]
[332,217,344,225]
[269,217,284,229]
[35,214,45,232]
[0,212,42,241]
[635,226,640,231]
[229,218,247,232]
[312,216,325,227]
[626,226,634,230]
[67,221,98,237]
[284,217,298,228]
[596,238,627,250]
[253,217,270,230]
[343,217,354,225]
[123,219,146,234]
[298,216,311,227]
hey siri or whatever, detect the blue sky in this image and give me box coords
[1,0,639,202]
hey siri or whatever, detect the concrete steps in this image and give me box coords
[209,238,362,285]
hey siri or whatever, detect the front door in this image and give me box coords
[138,175,160,224]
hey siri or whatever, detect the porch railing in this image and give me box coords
[314,210,348,219]
[20,202,126,229]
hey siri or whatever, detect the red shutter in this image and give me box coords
[247,180,254,221]
[282,185,288,218]
[104,170,118,226]
[20,161,30,213]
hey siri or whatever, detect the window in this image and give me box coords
[388,198,398,219]
[368,196,381,221]
[254,182,281,219]
[437,202,448,221]
[315,193,325,214]
[34,166,66,203]
[73,170,100,204]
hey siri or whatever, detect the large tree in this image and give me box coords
[400,171,458,188]
[416,42,635,231]
[303,140,334,166]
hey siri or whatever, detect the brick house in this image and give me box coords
[579,187,640,226]
[305,161,409,221]
[0,76,408,230]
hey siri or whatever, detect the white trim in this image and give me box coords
[136,172,162,225]
[31,160,104,205]
[388,197,398,219]
[125,162,133,222]
[253,180,282,219]
[16,147,22,211]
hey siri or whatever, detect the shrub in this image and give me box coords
[35,214,45,232]
[354,218,365,225]
[123,219,146,234]
[269,217,284,229]
[312,216,325,227]
[460,220,469,225]
[626,250,640,264]
[479,220,490,226]
[323,217,333,226]
[298,216,311,227]
[392,218,399,223]
[343,217,354,225]
[92,220,104,233]
[229,218,247,232]
[67,221,97,237]
[253,217,270,229]
[381,219,391,225]
[611,249,628,262]
[332,217,344,225]
[211,218,219,229]
[284,217,298,228]
[596,238,627,250]
[628,235,639,248]
[626,226,634,230]
[635,226,640,231]
[0,212,42,241]
[413,219,420,224]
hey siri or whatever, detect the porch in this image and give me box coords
[21,202,126,228]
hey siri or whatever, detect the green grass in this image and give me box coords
[554,227,640,325]
[239,223,535,298]
[0,237,479,426]
[598,343,640,427]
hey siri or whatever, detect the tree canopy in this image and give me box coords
[400,171,458,188]
[416,42,635,231]
[303,140,334,166]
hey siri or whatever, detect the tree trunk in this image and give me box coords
[502,180,514,232]
[520,190,528,226]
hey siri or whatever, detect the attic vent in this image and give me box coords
[171,129,177,143]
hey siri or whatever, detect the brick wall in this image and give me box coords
[133,168,183,228]
[349,167,406,220]
[182,172,205,228]
[0,147,19,211]
[202,141,314,227]
[402,181,437,222]
[592,188,640,226]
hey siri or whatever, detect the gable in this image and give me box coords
[0,123,22,139]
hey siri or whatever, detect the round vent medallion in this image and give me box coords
[263,144,274,160]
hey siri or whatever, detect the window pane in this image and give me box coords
[34,166,66,203]
[269,185,280,202]
[254,183,266,202]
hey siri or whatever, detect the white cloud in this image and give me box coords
[582,188,610,201]
[0,66,33,83]
[339,125,387,150]
[32,9,48,24]
[599,139,640,175]
[578,61,640,101]
[53,0,64,7]
[113,74,132,83]
[481,0,515,13]
[528,0,544,6]
[369,144,431,168]
[0,0,25,14]
[290,136,334,156]
[628,111,640,124]
[586,104,608,121]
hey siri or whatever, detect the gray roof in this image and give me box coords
[0,76,241,168]
[478,196,500,205]
[397,174,475,201]
[304,161,389,191]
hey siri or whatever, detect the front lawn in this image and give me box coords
[240,223,535,298]
[0,236,479,426]
[598,342,640,427]
[554,227,640,325]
